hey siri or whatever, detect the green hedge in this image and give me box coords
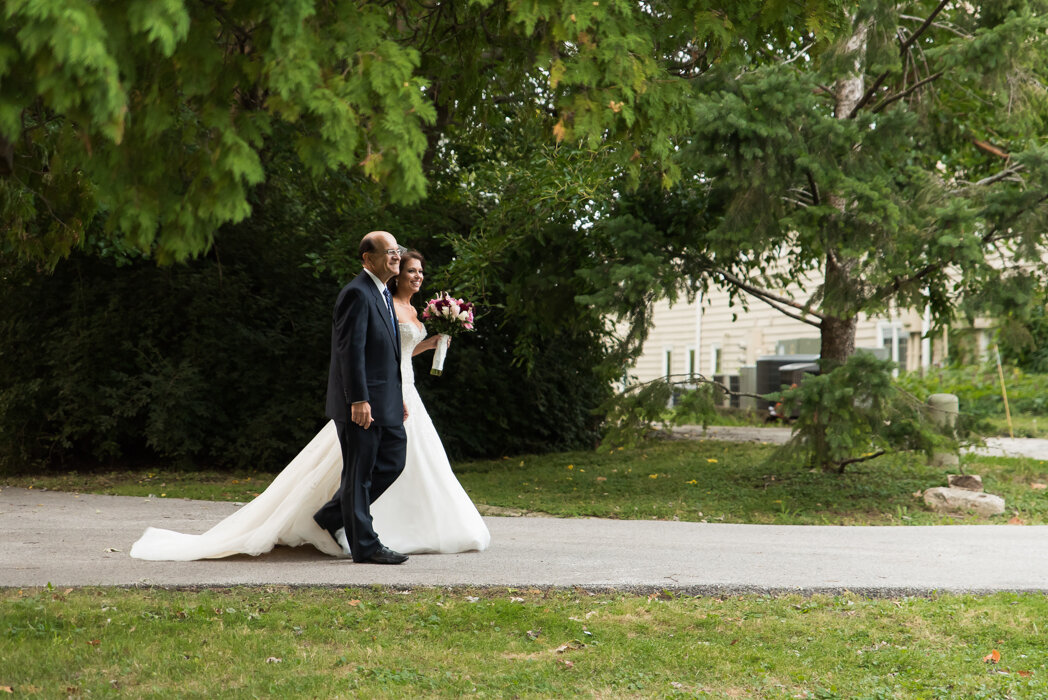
[0,234,609,475]
[895,364,1048,419]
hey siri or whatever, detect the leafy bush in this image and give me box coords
[895,364,1048,419]
[598,378,721,449]
[0,154,614,474]
[0,224,333,473]
[778,353,947,473]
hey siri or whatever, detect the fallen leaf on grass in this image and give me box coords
[556,659,574,669]
[0,686,12,693]
[553,640,586,653]
[1031,483,1047,490]
[87,639,101,646]
[348,600,361,607]
[1018,670,1033,677]
[1008,516,1025,525]
[983,649,1001,664]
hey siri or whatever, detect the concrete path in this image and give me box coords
[4,486,1048,595]
[676,425,1048,461]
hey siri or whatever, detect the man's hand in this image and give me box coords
[350,401,373,429]
[403,402,410,422]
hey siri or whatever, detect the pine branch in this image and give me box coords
[972,138,1010,160]
[870,70,944,113]
[848,0,949,119]
[834,450,887,472]
[898,14,972,39]
[972,164,1025,188]
[846,70,891,118]
[806,171,820,206]
[898,0,950,56]
[714,268,825,326]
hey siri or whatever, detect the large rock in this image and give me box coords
[923,487,1005,516]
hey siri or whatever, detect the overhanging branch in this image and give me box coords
[847,0,949,119]
[715,268,825,326]
[871,70,944,112]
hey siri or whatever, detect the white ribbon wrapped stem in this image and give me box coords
[431,334,450,375]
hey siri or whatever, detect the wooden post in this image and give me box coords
[994,345,1014,439]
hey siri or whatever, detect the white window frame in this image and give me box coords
[877,321,904,377]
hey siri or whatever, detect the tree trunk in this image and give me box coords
[817,12,870,369]
[819,314,857,368]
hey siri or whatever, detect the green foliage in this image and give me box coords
[578,1,1048,366]
[1,0,436,265]
[779,353,944,473]
[598,377,721,449]
[0,123,614,472]
[0,220,333,472]
[598,379,675,449]
[988,282,1048,374]
[897,363,1048,421]
[1,0,841,267]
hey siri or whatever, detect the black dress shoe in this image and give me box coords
[359,545,408,565]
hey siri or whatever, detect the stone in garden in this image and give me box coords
[927,393,960,467]
[922,486,1004,516]
[947,474,984,492]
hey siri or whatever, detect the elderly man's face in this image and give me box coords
[365,233,401,282]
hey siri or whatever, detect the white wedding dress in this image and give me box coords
[130,321,490,560]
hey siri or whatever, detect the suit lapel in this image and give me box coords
[363,277,400,359]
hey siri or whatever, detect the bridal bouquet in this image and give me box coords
[421,292,475,375]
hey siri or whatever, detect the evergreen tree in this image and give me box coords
[588,0,1048,368]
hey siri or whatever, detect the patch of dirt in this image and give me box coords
[475,504,556,518]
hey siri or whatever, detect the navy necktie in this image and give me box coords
[382,287,399,346]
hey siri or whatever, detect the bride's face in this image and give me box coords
[399,258,424,296]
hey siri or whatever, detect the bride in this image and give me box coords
[130,250,490,560]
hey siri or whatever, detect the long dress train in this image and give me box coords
[129,321,490,560]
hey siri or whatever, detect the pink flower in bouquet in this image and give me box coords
[421,292,476,336]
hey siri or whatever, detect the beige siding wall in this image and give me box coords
[629,284,956,385]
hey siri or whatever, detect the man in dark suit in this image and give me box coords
[314,231,409,564]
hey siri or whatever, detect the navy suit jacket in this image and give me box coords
[325,272,403,426]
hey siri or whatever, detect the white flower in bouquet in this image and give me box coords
[421,292,476,375]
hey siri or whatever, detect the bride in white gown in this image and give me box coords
[130,251,490,560]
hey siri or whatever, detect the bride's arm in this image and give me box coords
[412,334,449,356]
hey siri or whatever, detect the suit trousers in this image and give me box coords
[314,418,407,560]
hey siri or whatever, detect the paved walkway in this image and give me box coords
[5,482,1048,594]
[5,427,1047,594]
[676,425,1048,461]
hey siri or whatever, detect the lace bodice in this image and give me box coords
[399,321,427,386]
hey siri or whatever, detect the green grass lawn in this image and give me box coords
[7,438,1048,525]
[3,586,1047,699]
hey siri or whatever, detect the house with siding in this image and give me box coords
[627,276,993,391]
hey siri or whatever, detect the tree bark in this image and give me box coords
[819,313,857,368]
[817,13,870,368]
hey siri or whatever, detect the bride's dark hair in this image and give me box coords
[388,250,426,295]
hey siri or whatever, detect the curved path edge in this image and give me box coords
[3,487,1048,594]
